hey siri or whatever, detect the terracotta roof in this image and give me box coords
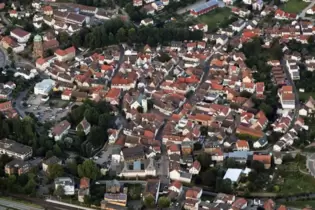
[185,187,202,199]
[232,198,247,209]
[277,205,288,210]
[168,144,180,152]
[191,160,201,170]
[80,177,90,189]
[236,140,249,148]
[170,180,182,189]
[36,58,46,65]
[236,125,264,138]
[43,5,53,12]
[51,120,70,136]
[253,154,271,165]
[0,101,12,111]
[263,199,275,210]
[105,88,120,99]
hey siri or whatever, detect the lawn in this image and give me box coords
[198,8,233,32]
[275,161,315,195]
[299,91,315,102]
[280,0,309,13]
[282,200,315,208]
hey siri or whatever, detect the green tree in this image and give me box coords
[128,28,137,43]
[158,196,170,208]
[197,153,212,171]
[48,164,64,179]
[84,107,99,125]
[7,47,12,55]
[251,160,265,173]
[54,185,65,197]
[201,169,217,187]
[116,27,127,43]
[143,194,155,208]
[77,159,100,180]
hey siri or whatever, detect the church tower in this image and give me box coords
[33,34,43,58]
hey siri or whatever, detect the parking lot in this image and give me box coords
[22,94,73,123]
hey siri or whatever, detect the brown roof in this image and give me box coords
[11,28,29,38]
[52,120,70,136]
[80,177,90,189]
[253,154,271,165]
[185,187,202,199]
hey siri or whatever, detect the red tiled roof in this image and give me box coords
[0,101,12,111]
[236,140,249,148]
[105,88,120,99]
[191,160,201,170]
[253,154,271,164]
[80,177,90,189]
[170,180,182,189]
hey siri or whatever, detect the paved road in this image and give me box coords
[0,12,11,26]
[300,0,315,18]
[0,198,43,210]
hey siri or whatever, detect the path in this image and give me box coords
[0,198,43,210]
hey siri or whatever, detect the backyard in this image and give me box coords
[280,0,309,13]
[198,7,233,32]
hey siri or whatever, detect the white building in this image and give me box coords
[0,138,33,160]
[10,28,31,43]
[118,159,156,178]
[169,169,192,183]
[34,79,55,95]
[54,177,75,195]
[50,120,71,141]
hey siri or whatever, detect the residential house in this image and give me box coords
[50,120,71,141]
[42,156,62,173]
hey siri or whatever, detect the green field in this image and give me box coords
[282,200,315,208]
[275,161,315,195]
[299,92,315,102]
[281,0,309,13]
[198,8,232,32]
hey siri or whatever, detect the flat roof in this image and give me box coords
[223,168,242,182]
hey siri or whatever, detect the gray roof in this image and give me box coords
[224,151,253,159]
[0,138,32,157]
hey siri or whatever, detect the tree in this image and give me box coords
[24,178,36,195]
[7,47,12,55]
[98,113,111,129]
[53,144,62,157]
[84,107,99,125]
[48,164,64,179]
[224,158,238,168]
[116,27,127,43]
[248,170,258,182]
[143,194,155,208]
[251,160,265,173]
[58,32,70,46]
[54,185,65,197]
[77,159,100,180]
[158,196,170,208]
[197,153,212,171]
[201,169,217,187]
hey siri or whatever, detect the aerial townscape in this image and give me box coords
[2,0,315,209]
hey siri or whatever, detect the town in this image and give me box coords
[0,0,315,209]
